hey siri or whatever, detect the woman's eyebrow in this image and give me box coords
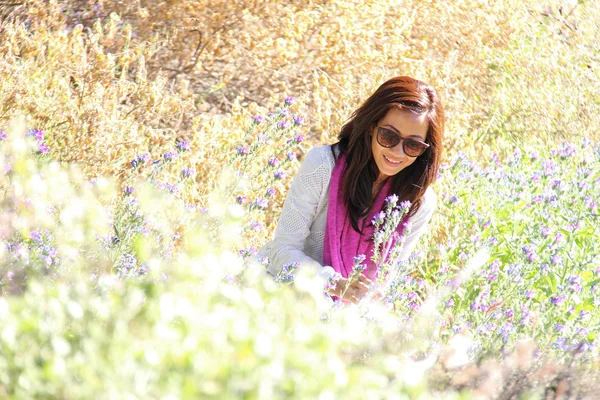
[382,124,424,140]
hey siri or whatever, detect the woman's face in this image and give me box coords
[370,107,429,183]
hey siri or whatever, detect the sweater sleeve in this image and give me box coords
[397,188,437,262]
[259,146,336,280]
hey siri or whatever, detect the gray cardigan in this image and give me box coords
[259,145,437,279]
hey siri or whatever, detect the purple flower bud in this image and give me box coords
[446,298,455,307]
[131,159,139,168]
[0,131,7,140]
[353,254,366,265]
[236,146,249,155]
[284,96,296,105]
[294,135,304,143]
[268,157,280,167]
[124,186,134,195]
[137,153,150,163]
[163,151,176,161]
[550,295,566,305]
[372,211,386,225]
[386,194,399,204]
[287,152,297,161]
[177,141,191,152]
[293,115,304,125]
[505,309,514,318]
[255,198,269,209]
[253,115,264,124]
[274,171,286,180]
[550,254,562,265]
[265,187,276,197]
[38,142,49,154]
[399,200,411,210]
[27,129,44,141]
[236,196,247,204]
[277,120,290,130]
[182,168,196,178]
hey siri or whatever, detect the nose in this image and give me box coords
[390,139,406,156]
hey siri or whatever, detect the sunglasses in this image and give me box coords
[376,126,430,157]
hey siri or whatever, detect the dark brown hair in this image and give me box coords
[333,76,445,232]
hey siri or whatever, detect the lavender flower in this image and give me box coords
[182,168,196,178]
[293,115,304,125]
[274,171,286,180]
[293,135,304,143]
[163,151,176,161]
[254,198,268,209]
[123,186,134,195]
[177,141,191,152]
[253,115,264,124]
[268,157,280,167]
[27,129,44,141]
[278,120,290,130]
[287,152,297,161]
[236,146,249,155]
[284,96,296,105]
[265,188,276,197]
[236,196,247,205]
[0,131,6,140]
[386,194,399,205]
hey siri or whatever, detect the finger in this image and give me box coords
[358,274,373,285]
[352,281,369,292]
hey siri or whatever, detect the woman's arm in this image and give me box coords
[259,146,336,279]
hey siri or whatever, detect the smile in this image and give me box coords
[383,155,401,166]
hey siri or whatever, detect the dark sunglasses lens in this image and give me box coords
[403,140,426,157]
[377,128,399,148]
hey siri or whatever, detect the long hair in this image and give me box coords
[333,76,444,233]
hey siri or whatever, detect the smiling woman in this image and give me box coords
[259,76,445,303]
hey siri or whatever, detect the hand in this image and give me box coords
[330,274,373,304]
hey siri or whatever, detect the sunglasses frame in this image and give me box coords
[375,126,430,157]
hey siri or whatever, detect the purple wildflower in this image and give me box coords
[0,131,6,140]
[237,146,249,155]
[353,254,366,265]
[293,115,304,125]
[253,115,264,124]
[138,153,150,163]
[236,196,247,205]
[182,168,195,178]
[27,129,44,141]
[274,171,286,180]
[177,141,191,152]
[255,198,268,209]
[124,186,134,195]
[386,194,399,205]
[265,187,276,197]
[550,254,563,265]
[163,151,176,161]
[38,142,49,154]
[268,157,280,167]
[551,295,566,305]
[372,211,386,225]
[284,96,296,105]
[287,152,297,161]
[278,120,290,130]
[293,135,304,143]
[399,200,411,210]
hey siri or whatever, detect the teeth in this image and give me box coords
[384,155,400,164]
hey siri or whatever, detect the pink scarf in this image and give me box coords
[323,152,393,280]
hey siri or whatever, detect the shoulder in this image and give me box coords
[301,145,336,171]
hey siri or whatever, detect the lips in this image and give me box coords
[383,155,401,166]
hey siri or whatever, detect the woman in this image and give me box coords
[259,76,444,303]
